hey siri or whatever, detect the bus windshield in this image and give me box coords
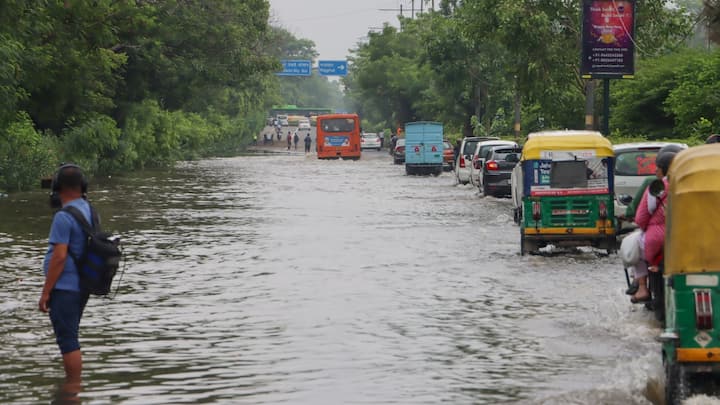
[322,118,356,133]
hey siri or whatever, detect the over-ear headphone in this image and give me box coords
[49,163,88,208]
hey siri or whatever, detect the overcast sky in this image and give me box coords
[269,0,432,61]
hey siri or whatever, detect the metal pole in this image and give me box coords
[412,0,415,18]
[400,4,403,17]
[420,0,423,14]
[602,78,610,136]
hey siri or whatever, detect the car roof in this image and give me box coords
[613,142,687,151]
[489,144,522,152]
[461,136,500,144]
[527,130,602,138]
[473,140,517,152]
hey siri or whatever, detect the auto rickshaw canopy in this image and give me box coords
[521,131,614,161]
[665,145,720,274]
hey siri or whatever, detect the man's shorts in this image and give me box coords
[49,290,90,354]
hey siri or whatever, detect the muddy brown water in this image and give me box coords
[0,151,671,404]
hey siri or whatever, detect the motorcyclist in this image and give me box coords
[389,133,399,155]
[630,150,678,303]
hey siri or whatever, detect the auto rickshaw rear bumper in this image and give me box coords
[676,348,720,363]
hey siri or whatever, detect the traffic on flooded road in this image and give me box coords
[1,147,675,404]
[3,1,720,403]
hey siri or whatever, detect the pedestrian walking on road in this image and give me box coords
[287,131,292,151]
[293,132,300,151]
[304,133,312,153]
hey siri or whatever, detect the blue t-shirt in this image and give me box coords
[43,198,92,292]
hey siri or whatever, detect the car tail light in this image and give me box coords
[532,201,541,221]
[695,290,713,330]
[599,201,608,219]
[486,160,499,171]
[473,156,480,169]
[398,146,405,153]
[460,156,466,168]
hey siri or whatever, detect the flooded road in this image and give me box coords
[1,151,665,404]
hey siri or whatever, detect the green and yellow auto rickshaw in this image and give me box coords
[659,145,720,403]
[511,131,616,255]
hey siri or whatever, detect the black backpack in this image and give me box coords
[63,205,122,296]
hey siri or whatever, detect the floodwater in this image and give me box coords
[0,150,672,404]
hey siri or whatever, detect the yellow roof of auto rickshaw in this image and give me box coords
[521,130,614,161]
[665,145,720,274]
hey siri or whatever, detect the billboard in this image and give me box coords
[581,0,635,79]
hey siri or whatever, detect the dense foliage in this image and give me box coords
[0,1,281,191]
[345,0,704,141]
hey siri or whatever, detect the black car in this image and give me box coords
[480,146,522,197]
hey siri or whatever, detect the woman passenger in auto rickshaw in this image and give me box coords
[630,151,679,303]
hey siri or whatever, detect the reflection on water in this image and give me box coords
[51,380,81,405]
[0,154,662,404]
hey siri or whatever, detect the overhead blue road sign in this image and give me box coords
[277,60,312,76]
[318,60,348,76]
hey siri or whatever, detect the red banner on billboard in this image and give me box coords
[581,0,636,78]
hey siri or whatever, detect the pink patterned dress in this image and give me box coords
[634,178,669,266]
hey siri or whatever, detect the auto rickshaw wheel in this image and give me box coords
[665,360,689,405]
[520,230,535,256]
[649,269,665,324]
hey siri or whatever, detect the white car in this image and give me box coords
[613,142,687,219]
[276,114,289,126]
[455,136,499,184]
[469,140,518,187]
[298,120,311,131]
[361,133,382,151]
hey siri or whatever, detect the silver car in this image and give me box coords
[361,133,382,151]
[613,142,687,219]
[454,136,499,184]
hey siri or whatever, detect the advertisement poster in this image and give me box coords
[581,0,635,78]
[324,136,349,147]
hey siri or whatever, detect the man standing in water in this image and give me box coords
[286,131,292,151]
[293,131,300,151]
[304,133,312,153]
[39,165,92,386]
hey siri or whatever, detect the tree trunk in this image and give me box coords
[475,83,488,135]
[513,89,521,140]
[584,79,595,130]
